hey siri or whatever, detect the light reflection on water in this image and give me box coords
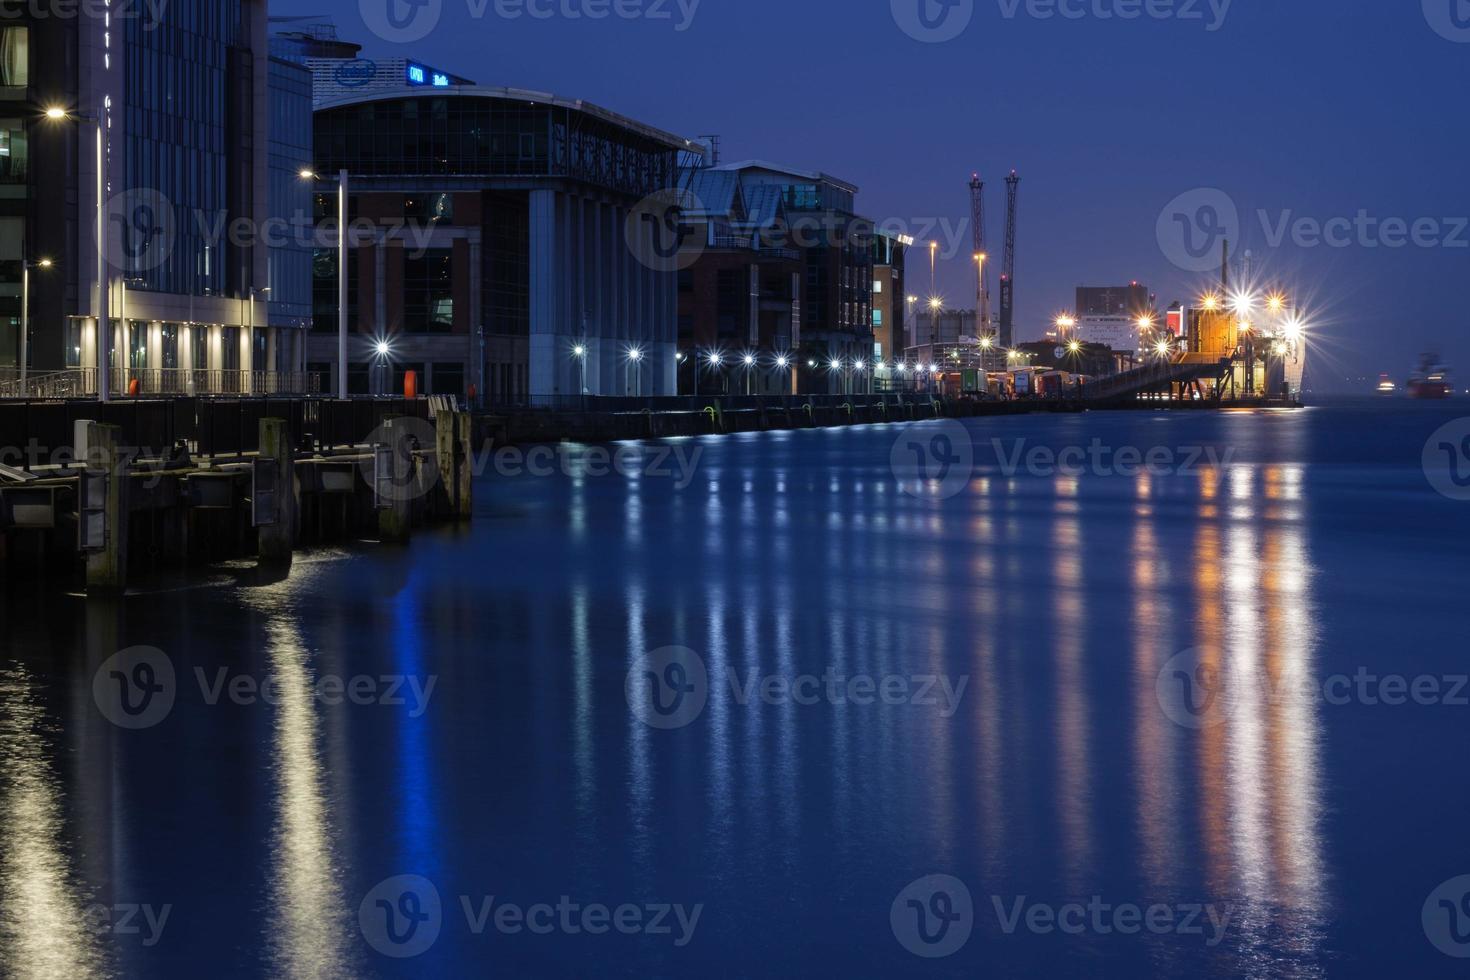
[0,668,111,980]
[3,403,1469,976]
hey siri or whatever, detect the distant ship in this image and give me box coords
[1376,374,1398,396]
[1408,354,1452,399]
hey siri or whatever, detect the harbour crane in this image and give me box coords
[999,170,1019,349]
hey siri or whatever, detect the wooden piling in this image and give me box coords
[84,423,128,593]
[257,418,295,565]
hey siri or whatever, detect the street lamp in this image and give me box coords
[741,352,756,395]
[301,168,351,398]
[572,343,588,395]
[45,108,108,401]
[19,258,54,384]
[626,345,644,394]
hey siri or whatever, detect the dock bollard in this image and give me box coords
[256,418,295,565]
[375,417,414,544]
[82,422,128,593]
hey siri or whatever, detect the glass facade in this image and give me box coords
[123,2,243,297]
[313,96,678,197]
[267,57,314,328]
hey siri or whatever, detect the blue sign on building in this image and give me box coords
[335,59,377,88]
[407,63,453,87]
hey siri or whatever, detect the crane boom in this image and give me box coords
[999,170,1019,349]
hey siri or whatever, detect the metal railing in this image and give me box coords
[0,369,321,399]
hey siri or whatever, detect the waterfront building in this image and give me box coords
[677,161,879,395]
[6,1,313,395]
[286,24,698,402]
[871,233,909,367]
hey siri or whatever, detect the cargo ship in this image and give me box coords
[1376,374,1398,395]
[1408,354,1452,399]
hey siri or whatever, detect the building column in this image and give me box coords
[527,189,560,403]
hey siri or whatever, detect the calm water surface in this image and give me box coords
[2,399,1469,978]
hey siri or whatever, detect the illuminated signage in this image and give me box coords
[407,64,453,87]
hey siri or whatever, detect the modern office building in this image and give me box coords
[676,160,879,395]
[2,1,314,395]
[304,81,697,401]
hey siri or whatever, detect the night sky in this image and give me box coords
[310,0,1468,391]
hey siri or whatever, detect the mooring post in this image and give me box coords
[377,417,413,544]
[257,418,295,565]
[84,422,128,593]
[455,410,474,520]
[435,408,473,519]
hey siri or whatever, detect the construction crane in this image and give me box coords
[969,173,990,341]
[999,170,1019,349]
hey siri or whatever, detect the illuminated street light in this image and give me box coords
[1067,339,1082,355]
[45,106,109,401]
[1201,293,1220,311]
[374,340,391,358]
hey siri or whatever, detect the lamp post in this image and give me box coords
[573,343,588,397]
[301,168,350,398]
[45,108,107,401]
[20,258,53,384]
[1231,292,1255,395]
[626,345,644,395]
[742,352,755,395]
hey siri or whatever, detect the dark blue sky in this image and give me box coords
[313,0,1468,391]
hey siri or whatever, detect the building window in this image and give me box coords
[872,310,883,327]
[128,323,147,370]
[192,327,208,371]
[873,280,882,294]
[161,324,179,370]
[431,362,464,395]
[65,321,81,368]
[0,120,26,184]
[0,27,27,88]
[313,249,359,332]
[404,248,454,333]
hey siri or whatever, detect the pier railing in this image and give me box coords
[0,369,320,400]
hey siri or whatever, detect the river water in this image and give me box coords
[2,398,1469,978]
